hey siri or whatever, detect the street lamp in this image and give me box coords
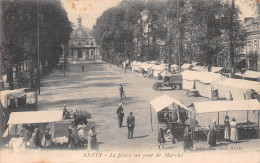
[124,39,127,74]
[37,0,40,95]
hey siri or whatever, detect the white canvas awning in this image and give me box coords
[242,70,260,79]
[217,78,260,99]
[193,99,260,114]
[181,63,192,69]
[140,63,154,71]
[211,66,224,73]
[193,66,207,72]
[171,64,178,68]
[150,95,192,112]
[8,111,63,124]
[182,70,225,84]
[0,88,27,108]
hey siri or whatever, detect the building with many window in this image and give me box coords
[243,17,260,71]
[68,16,98,62]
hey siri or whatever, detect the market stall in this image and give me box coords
[139,63,154,77]
[150,95,193,129]
[235,70,260,81]
[0,88,38,129]
[192,99,260,140]
[171,64,179,73]
[181,63,193,71]
[217,78,260,101]
[133,61,142,72]
[3,111,65,150]
[152,65,168,79]
[211,66,224,73]
[182,71,226,99]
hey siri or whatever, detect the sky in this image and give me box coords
[61,0,259,30]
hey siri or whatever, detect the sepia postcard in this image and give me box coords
[0,0,260,162]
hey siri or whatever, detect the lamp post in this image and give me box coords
[37,0,40,95]
[0,0,4,145]
[124,39,127,74]
[61,44,65,77]
[177,0,181,74]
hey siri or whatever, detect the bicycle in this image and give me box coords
[121,91,126,99]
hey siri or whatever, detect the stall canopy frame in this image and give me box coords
[4,110,63,148]
[192,99,260,129]
[150,95,192,131]
[193,99,260,114]
[8,110,63,124]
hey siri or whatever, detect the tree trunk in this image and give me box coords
[15,65,18,88]
[29,60,34,89]
[230,0,235,78]
[7,67,14,90]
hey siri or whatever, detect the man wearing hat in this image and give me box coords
[116,103,124,128]
[127,112,135,139]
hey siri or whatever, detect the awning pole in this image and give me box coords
[257,110,260,138]
[150,104,153,131]
[247,111,249,123]
[218,112,219,126]
[8,125,9,149]
[157,113,159,132]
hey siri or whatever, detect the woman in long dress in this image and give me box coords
[183,125,193,151]
[230,118,238,143]
[207,120,217,147]
[224,116,230,141]
[77,122,87,147]
[158,128,166,149]
[88,126,98,151]
[29,128,41,148]
[43,128,52,148]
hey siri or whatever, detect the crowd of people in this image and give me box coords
[156,112,240,152]
[67,120,98,150]
[19,124,53,149]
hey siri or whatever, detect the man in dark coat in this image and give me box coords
[116,103,124,128]
[127,112,135,139]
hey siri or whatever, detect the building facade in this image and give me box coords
[68,16,98,62]
[243,17,260,71]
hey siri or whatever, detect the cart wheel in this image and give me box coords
[155,85,161,91]
[153,84,156,90]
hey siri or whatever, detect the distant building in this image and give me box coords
[68,16,98,62]
[243,17,260,71]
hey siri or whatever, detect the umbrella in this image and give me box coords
[184,119,197,126]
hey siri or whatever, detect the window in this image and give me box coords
[253,23,258,31]
[254,40,258,52]
[78,50,82,58]
[248,41,251,52]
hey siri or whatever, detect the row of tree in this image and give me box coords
[2,0,72,90]
[94,0,247,75]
